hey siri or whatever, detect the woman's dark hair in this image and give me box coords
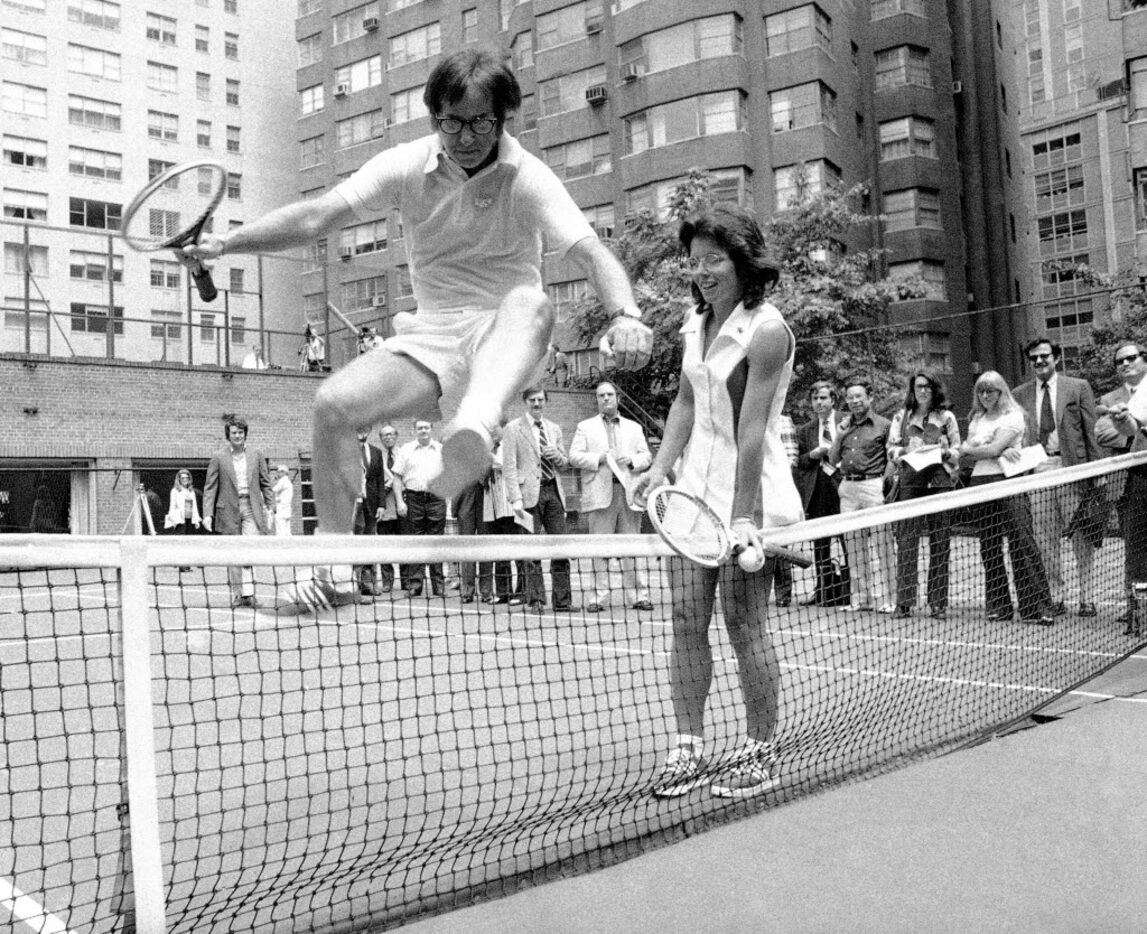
[423,49,522,123]
[904,369,949,415]
[678,205,779,310]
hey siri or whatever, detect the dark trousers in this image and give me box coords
[1120,467,1147,588]
[485,515,520,598]
[401,491,445,594]
[525,479,571,607]
[353,500,377,589]
[969,476,1052,618]
[808,472,848,601]
[895,484,952,610]
[453,482,493,598]
[377,517,401,589]
[769,560,792,602]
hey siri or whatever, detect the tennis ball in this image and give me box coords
[737,546,765,573]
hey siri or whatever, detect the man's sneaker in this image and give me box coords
[652,744,706,798]
[276,568,363,614]
[430,424,493,501]
[710,744,779,799]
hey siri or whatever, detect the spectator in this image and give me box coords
[768,413,800,608]
[452,469,492,603]
[354,429,387,596]
[241,344,267,369]
[272,465,293,536]
[828,376,897,613]
[1094,342,1147,634]
[1014,337,1101,617]
[886,371,960,619]
[568,380,654,612]
[794,381,849,607]
[958,371,1055,626]
[632,204,801,799]
[546,343,570,388]
[300,326,325,373]
[203,416,274,609]
[137,483,163,536]
[483,426,520,603]
[375,424,404,593]
[164,468,202,536]
[502,386,576,612]
[393,420,446,598]
[358,326,383,354]
[29,483,60,533]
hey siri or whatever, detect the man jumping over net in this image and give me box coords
[182,48,651,610]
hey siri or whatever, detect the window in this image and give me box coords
[462,8,478,44]
[888,260,946,301]
[300,84,324,116]
[299,0,321,13]
[900,332,951,371]
[583,203,615,238]
[333,2,381,43]
[67,43,121,81]
[196,119,211,148]
[1034,165,1084,213]
[624,92,745,155]
[224,32,238,59]
[539,66,607,117]
[2,28,48,66]
[626,167,752,220]
[336,110,385,148]
[1135,167,1147,230]
[225,79,239,106]
[340,276,387,313]
[69,249,122,282]
[69,197,120,230]
[1131,58,1147,121]
[149,158,176,182]
[4,82,48,119]
[229,268,245,293]
[230,316,246,345]
[145,12,176,45]
[149,259,181,288]
[769,82,837,133]
[547,280,589,319]
[67,0,120,30]
[878,116,935,161]
[874,46,931,90]
[226,173,241,200]
[1031,123,1082,169]
[4,0,47,11]
[544,134,611,180]
[618,15,743,78]
[199,313,216,342]
[224,0,236,12]
[68,93,119,130]
[1037,209,1088,255]
[2,189,47,221]
[396,266,414,298]
[147,61,178,93]
[150,310,182,340]
[764,5,831,57]
[882,188,941,231]
[6,243,49,276]
[334,55,383,94]
[195,72,211,101]
[300,134,326,169]
[4,135,47,170]
[870,0,924,18]
[1041,253,1089,298]
[70,302,123,335]
[226,125,241,154]
[389,22,440,68]
[773,160,842,209]
[390,86,428,125]
[537,1,604,51]
[511,31,533,70]
[68,146,121,181]
[302,240,326,274]
[195,25,209,53]
[1044,299,1093,360]
[298,34,322,67]
[519,94,537,132]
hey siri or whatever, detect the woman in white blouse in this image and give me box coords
[958,371,1054,625]
[164,468,201,534]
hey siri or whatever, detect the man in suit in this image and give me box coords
[502,386,575,611]
[1094,342,1147,633]
[568,381,653,612]
[375,424,404,593]
[793,381,848,606]
[353,428,387,596]
[203,416,274,608]
[1014,337,1101,617]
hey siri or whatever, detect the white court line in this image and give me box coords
[0,878,77,934]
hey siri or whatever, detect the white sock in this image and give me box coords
[675,733,704,755]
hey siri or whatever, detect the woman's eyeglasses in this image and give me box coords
[434,116,497,136]
[684,253,729,274]
[977,387,1001,396]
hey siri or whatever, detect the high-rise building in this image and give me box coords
[1,0,298,365]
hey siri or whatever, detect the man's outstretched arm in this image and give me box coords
[566,237,652,371]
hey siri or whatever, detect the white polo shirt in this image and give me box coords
[334,133,595,314]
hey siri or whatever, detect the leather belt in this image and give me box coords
[842,472,882,481]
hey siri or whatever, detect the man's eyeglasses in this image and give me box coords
[1028,353,1053,362]
[1116,352,1142,366]
[434,115,497,136]
[684,253,729,273]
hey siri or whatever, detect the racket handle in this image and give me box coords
[190,262,218,302]
[736,541,811,569]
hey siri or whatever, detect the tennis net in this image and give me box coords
[1,450,1145,933]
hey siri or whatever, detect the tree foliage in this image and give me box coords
[568,168,920,429]
[1067,265,1147,395]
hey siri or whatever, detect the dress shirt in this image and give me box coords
[836,412,891,477]
[232,450,249,496]
[394,440,443,492]
[779,415,799,469]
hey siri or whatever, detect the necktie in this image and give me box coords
[387,449,394,470]
[536,421,555,480]
[605,415,619,452]
[1039,384,1053,449]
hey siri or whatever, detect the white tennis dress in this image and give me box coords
[675,300,803,530]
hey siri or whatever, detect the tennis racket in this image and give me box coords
[646,485,811,571]
[122,160,226,302]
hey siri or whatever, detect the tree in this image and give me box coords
[568,168,920,428]
[1070,268,1147,395]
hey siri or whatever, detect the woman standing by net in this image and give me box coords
[634,205,801,800]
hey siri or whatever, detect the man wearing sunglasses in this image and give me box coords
[1013,337,1101,618]
[184,48,651,610]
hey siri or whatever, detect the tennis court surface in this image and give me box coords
[1,452,1145,933]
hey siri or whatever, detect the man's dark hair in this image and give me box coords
[843,375,873,396]
[224,416,248,438]
[423,49,522,123]
[809,380,837,404]
[1024,336,1061,359]
[520,385,546,402]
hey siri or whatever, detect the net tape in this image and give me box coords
[1,451,1145,933]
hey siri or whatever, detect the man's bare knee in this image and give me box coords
[501,285,554,333]
[314,378,360,433]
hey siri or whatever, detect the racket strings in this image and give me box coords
[650,489,729,566]
[123,163,227,250]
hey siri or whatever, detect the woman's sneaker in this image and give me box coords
[710,744,779,799]
[652,743,706,798]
